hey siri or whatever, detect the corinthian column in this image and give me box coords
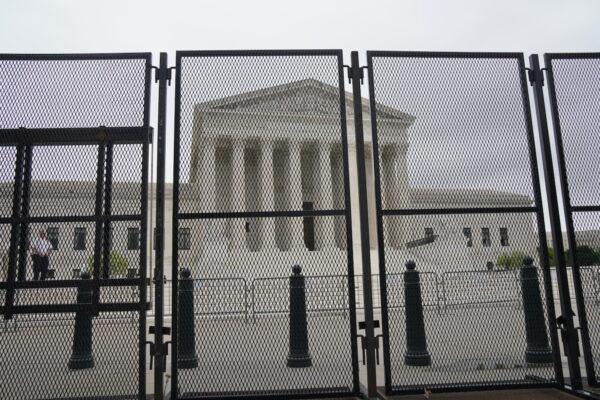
[260,141,277,250]
[316,143,335,250]
[200,141,218,243]
[288,141,304,250]
[231,140,246,251]
[383,144,408,249]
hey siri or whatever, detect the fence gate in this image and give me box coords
[544,53,600,389]
[0,53,152,400]
[171,50,359,398]
[366,51,562,394]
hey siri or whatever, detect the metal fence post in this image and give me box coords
[154,51,169,400]
[349,50,378,399]
[528,53,580,389]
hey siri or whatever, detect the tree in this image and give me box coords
[546,247,556,267]
[86,251,129,277]
[569,245,600,267]
[496,251,527,271]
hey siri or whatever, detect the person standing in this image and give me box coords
[31,229,52,281]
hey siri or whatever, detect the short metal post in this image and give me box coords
[520,256,553,364]
[68,272,95,369]
[287,265,312,368]
[177,268,198,369]
[403,261,431,366]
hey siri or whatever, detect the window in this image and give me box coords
[482,227,491,247]
[178,227,191,250]
[500,227,509,247]
[47,227,59,250]
[463,227,473,247]
[127,227,140,250]
[73,227,87,250]
[424,227,434,238]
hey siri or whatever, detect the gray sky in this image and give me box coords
[1,0,599,231]
[2,0,599,54]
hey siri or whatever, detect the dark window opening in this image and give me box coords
[500,227,509,247]
[73,227,87,251]
[47,227,59,250]
[178,227,191,250]
[127,227,140,250]
[463,227,473,247]
[482,227,491,247]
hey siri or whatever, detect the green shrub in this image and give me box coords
[496,251,527,271]
[571,245,600,266]
[546,247,556,267]
[86,251,129,276]
[546,246,600,267]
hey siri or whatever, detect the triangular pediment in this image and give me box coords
[197,78,414,122]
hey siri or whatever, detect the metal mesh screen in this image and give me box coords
[0,54,151,400]
[546,53,600,386]
[368,52,559,393]
[173,51,358,398]
[0,56,148,129]
[1,312,140,400]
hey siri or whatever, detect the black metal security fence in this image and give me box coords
[366,52,562,395]
[544,53,600,388]
[2,49,600,400]
[171,50,359,399]
[0,54,152,399]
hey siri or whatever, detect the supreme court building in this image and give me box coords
[0,78,539,281]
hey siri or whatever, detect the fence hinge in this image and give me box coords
[147,326,172,371]
[152,65,176,85]
[556,314,581,358]
[526,67,545,87]
[344,65,368,85]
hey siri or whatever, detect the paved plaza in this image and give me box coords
[1,272,598,399]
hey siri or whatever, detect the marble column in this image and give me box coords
[231,140,246,251]
[288,141,304,250]
[383,144,408,249]
[200,141,218,243]
[260,141,277,250]
[316,143,335,250]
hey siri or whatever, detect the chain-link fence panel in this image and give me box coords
[172,50,358,399]
[367,52,560,394]
[0,53,152,400]
[545,53,600,387]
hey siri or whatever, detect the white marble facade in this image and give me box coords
[0,79,541,281]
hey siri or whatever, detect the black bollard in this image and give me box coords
[287,265,312,368]
[177,268,198,369]
[404,261,431,366]
[68,272,95,369]
[520,256,553,364]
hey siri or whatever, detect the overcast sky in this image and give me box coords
[1,0,599,231]
[2,0,599,54]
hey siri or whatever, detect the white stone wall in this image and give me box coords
[0,110,539,282]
